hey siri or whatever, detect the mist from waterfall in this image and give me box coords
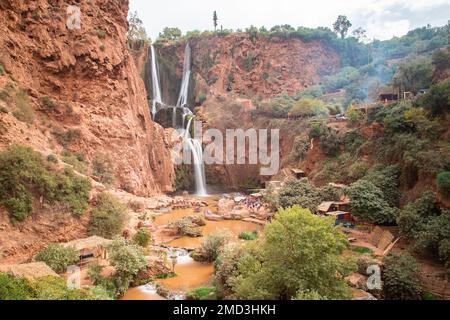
[150,45,163,120]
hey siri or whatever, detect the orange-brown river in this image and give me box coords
[122,195,263,300]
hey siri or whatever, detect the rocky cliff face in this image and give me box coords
[160,34,340,99]
[156,35,340,189]
[0,0,174,196]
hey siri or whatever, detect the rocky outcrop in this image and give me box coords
[0,0,174,196]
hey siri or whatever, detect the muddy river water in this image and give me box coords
[122,195,263,300]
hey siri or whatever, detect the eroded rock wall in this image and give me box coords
[0,0,174,196]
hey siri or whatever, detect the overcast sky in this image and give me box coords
[129,0,450,41]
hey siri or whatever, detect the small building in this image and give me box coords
[291,169,306,179]
[317,201,350,215]
[62,236,112,267]
[0,262,58,279]
[379,87,399,103]
[325,211,356,226]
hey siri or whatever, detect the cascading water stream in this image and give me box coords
[184,117,207,196]
[150,45,163,120]
[176,44,192,108]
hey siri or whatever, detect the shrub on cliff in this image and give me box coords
[92,153,115,185]
[35,244,79,273]
[0,145,91,222]
[437,171,450,198]
[12,89,34,124]
[397,192,450,265]
[89,193,127,239]
[382,252,422,300]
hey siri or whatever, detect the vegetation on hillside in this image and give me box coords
[0,145,91,222]
[214,206,355,300]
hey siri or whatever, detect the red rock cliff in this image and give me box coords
[0,0,174,195]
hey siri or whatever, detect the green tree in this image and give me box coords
[127,11,148,49]
[347,180,397,224]
[159,27,182,41]
[392,56,433,95]
[222,206,354,300]
[290,98,327,118]
[383,252,422,300]
[35,244,79,273]
[132,228,152,248]
[333,15,352,39]
[89,193,127,239]
[397,192,450,265]
[352,27,367,42]
[213,11,218,31]
[107,238,147,295]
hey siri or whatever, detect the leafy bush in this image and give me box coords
[132,228,152,248]
[94,28,106,39]
[92,153,115,185]
[35,244,79,273]
[47,154,58,163]
[41,96,56,111]
[0,273,95,300]
[347,180,397,224]
[89,193,127,239]
[289,98,328,117]
[107,237,147,296]
[363,165,400,207]
[278,178,341,212]
[239,231,258,241]
[382,252,422,300]
[397,192,450,265]
[0,273,35,300]
[244,52,256,71]
[348,161,369,181]
[191,230,231,263]
[53,128,81,148]
[322,67,360,92]
[392,56,433,94]
[186,287,218,300]
[12,90,34,124]
[291,138,309,161]
[0,145,91,222]
[437,171,450,198]
[421,80,450,116]
[62,151,88,174]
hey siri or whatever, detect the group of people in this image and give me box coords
[242,196,263,212]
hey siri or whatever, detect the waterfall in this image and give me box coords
[183,117,207,196]
[150,45,163,120]
[176,44,192,108]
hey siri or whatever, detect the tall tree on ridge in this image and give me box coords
[213,11,218,32]
[333,15,352,39]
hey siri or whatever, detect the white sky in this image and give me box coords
[129,0,450,41]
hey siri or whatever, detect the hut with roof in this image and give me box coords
[62,236,112,267]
